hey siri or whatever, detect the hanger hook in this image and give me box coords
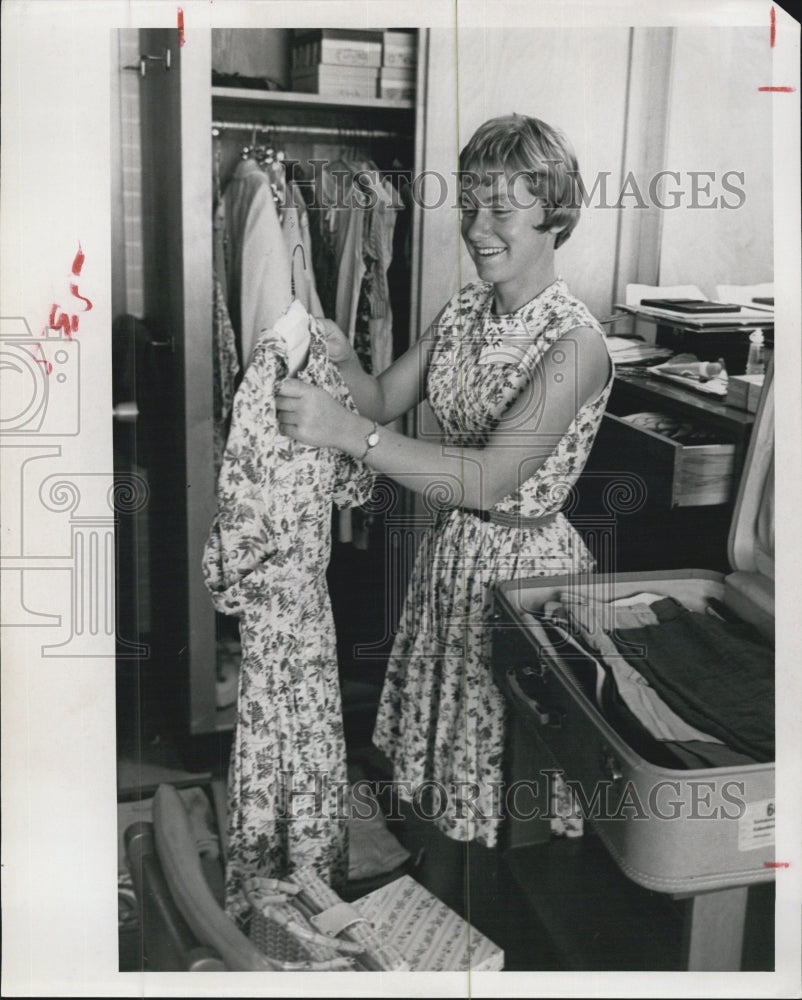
[292,242,307,272]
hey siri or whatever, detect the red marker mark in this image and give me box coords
[33,343,53,375]
[69,241,93,312]
[759,7,796,91]
[69,282,93,311]
[46,243,93,338]
[763,861,791,868]
[48,303,73,339]
[178,7,185,46]
[71,243,85,277]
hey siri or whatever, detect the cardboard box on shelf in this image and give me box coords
[291,63,380,99]
[292,29,383,69]
[380,65,416,82]
[378,63,416,100]
[382,29,417,68]
[378,82,416,101]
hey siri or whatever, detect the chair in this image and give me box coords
[124,781,414,971]
[124,783,274,971]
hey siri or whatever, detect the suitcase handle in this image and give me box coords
[508,671,563,728]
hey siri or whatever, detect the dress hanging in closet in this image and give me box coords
[202,301,375,921]
[216,157,293,370]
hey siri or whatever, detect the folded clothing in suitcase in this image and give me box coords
[532,590,773,768]
[491,361,775,894]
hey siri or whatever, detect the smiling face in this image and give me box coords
[460,170,559,314]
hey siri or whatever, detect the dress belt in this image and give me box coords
[455,506,562,529]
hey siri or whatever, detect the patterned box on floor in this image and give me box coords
[354,874,504,971]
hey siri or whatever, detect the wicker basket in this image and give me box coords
[244,869,408,971]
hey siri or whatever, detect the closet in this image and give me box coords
[130,28,427,739]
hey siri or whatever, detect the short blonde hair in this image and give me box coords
[459,114,581,249]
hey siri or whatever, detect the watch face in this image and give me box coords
[367,431,380,447]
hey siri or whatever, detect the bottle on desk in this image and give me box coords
[745,329,766,375]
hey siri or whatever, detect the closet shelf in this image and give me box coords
[212,86,414,112]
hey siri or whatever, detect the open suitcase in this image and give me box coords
[491,360,775,968]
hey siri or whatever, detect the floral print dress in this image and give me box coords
[372,278,614,848]
[203,306,374,921]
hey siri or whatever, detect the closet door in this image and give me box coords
[137,29,218,735]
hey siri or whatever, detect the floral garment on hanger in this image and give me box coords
[203,303,374,921]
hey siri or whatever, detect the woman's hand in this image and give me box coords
[276,379,355,451]
[320,319,357,366]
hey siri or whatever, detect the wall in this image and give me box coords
[417,27,632,333]
[658,27,773,295]
[212,28,290,88]
[416,26,775,338]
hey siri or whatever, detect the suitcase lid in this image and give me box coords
[727,353,774,581]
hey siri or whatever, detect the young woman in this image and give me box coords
[277,113,612,903]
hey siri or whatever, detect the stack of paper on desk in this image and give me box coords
[617,302,773,328]
[604,336,674,365]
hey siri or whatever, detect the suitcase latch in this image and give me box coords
[600,747,624,784]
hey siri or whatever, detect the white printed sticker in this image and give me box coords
[738,798,775,851]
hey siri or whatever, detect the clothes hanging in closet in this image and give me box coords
[308,159,401,375]
[202,300,375,921]
[302,159,396,544]
[282,179,324,319]
[355,169,400,376]
[212,274,240,476]
[216,158,293,371]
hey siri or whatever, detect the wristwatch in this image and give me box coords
[359,420,380,460]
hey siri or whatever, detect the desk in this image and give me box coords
[611,368,756,472]
[617,304,774,375]
[574,371,756,572]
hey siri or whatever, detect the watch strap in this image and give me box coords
[359,420,380,461]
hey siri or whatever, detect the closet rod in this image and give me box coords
[211,119,408,141]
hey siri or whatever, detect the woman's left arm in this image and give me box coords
[476,324,611,506]
[276,326,610,510]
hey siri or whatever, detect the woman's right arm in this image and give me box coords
[322,312,444,424]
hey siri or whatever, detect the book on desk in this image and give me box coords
[616,300,774,329]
